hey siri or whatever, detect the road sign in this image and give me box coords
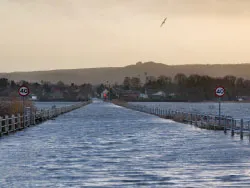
[214,86,225,129]
[18,85,30,97]
[215,86,225,97]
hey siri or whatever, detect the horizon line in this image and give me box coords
[0,62,249,74]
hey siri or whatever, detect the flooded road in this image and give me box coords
[0,100,250,187]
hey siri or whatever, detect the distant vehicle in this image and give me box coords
[103,93,108,101]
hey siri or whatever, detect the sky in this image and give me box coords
[1,0,250,72]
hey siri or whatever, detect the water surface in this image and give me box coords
[34,101,78,109]
[0,100,250,187]
[131,102,250,120]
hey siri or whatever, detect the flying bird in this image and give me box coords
[160,17,167,27]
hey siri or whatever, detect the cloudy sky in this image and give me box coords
[0,0,250,72]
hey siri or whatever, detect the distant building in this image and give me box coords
[111,87,140,100]
[151,91,166,100]
[31,95,38,101]
[139,93,148,99]
[152,91,166,97]
[236,96,250,101]
[169,93,176,97]
[119,90,140,100]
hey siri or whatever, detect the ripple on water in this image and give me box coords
[0,100,250,187]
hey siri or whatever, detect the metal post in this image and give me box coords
[248,121,250,135]
[218,98,221,127]
[248,121,250,143]
[231,118,234,136]
[23,96,25,127]
[240,119,243,140]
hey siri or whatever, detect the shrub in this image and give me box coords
[0,97,36,117]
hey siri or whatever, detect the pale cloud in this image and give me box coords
[0,0,250,72]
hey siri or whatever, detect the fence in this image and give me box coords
[0,101,91,136]
[116,102,250,139]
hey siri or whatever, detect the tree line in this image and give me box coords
[119,74,250,101]
[0,78,93,101]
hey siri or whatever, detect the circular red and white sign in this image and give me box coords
[215,86,225,97]
[18,85,30,97]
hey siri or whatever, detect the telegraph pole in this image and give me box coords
[144,72,147,95]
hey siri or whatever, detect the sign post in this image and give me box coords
[215,86,225,132]
[18,85,30,127]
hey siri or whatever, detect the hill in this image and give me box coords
[0,62,250,85]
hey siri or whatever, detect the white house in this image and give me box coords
[169,93,176,97]
[152,91,166,97]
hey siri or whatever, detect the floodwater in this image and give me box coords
[0,100,250,187]
[131,102,250,120]
[34,101,78,110]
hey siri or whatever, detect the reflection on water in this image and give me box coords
[0,101,250,187]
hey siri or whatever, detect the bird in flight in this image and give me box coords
[160,17,167,27]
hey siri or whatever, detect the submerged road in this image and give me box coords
[0,100,250,187]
